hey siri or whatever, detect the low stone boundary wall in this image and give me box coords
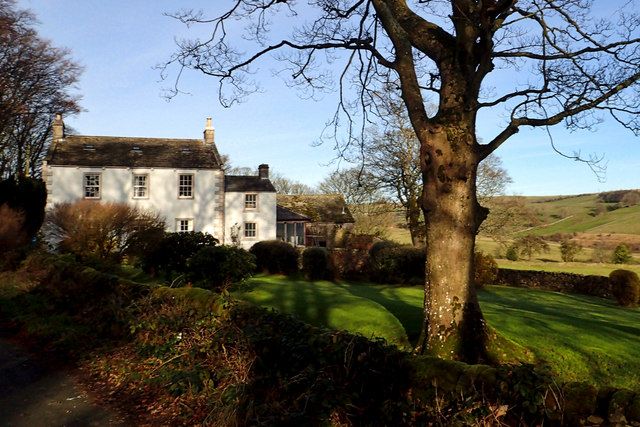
[495,268,612,299]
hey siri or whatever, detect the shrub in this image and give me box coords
[46,201,165,263]
[249,240,298,275]
[474,252,497,288]
[302,247,334,281]
[505,245,519,261]
[560,239,582,262]
[329,248,369,280]
[609,269,640,307]
[142,231,218,277]
[0,205,30,270]
[0,176,47,241]
[368,242,425,284]
[187,245,255,291]
[9,251,149,346]
[612,244,632,264]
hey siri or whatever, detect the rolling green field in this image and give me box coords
[236,276,640,389]
[518,194,640,235]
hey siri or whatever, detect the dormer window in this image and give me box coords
[83,144,95,151]
[180,147,192,154]
[131,146,142,155]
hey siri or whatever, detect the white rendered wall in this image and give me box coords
[224,190,276,249]
[44,164,225,240]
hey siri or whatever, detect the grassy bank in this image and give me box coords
[237,276,640,389]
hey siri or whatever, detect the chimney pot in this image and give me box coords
[52,113,65,141]
[204,117,215,145]
[258,164,269,179]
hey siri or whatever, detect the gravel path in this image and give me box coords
[0,338,126,427]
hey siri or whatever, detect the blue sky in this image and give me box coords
[17,0,640,196]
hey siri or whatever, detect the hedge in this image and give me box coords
[495,268,612,299]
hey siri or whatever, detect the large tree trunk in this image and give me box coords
[414,121,488,363]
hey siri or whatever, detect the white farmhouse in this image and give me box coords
[43,114,276,249]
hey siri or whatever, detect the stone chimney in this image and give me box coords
[52,113,65,141]
[203,117,215,145]
[258,164,269,179]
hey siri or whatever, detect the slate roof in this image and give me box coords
[276,194,355,224]
[224,176,276,192]
[276,205,311,222]
[46,135,223,169]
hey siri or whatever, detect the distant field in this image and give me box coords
[386,233,640,276]
[497,260,640,277]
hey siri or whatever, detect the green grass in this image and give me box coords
[237,276,411,349]
[481,286,640,388]
[237,276,640,389]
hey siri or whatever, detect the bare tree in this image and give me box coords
[270,172,316,195]
[319,167,394,237]
[162,1,640,362]
[0,0,81,178]
[318,167,383,205]
[364,123,424,246]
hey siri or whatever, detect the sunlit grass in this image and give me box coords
[236,276,411,349]
[237,276,640,389]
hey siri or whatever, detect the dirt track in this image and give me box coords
[0,338,125,427]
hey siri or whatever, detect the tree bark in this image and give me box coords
[414,120,489,363]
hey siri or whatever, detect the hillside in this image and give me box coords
[386,189,640,252]
[506,191,640,251]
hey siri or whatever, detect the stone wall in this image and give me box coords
[495,268,612,299]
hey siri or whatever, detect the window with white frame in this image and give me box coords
[178,174,193,198]
[83,173,101,199]
[176,218,193,232]
[244,222,257,238]
[244,193,257,209]
[132,174,148,198]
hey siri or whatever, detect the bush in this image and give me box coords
[249,240,299,275]
[612,244,632,264]
[302,247,334,281]
[187,245,255,291]
[0,176,46,241]
[505,245,519,261]
[474,252,497,288]
[368,241,425,284]
[142,231,219,277]
[609,269,640,307]
[46,201,165,263]
[7,251,150,348]
[329,248,369,280]
[560,239,582,262]
[0,205,30,270]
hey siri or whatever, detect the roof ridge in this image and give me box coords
[66,135,202,142]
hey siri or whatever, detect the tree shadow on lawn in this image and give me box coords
[245,276,331,328]
[239,277,411,348]
[480,287,640,388]
[336,283,424,344]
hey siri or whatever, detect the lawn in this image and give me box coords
[237,275,411,349]
[237,276,640,389]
